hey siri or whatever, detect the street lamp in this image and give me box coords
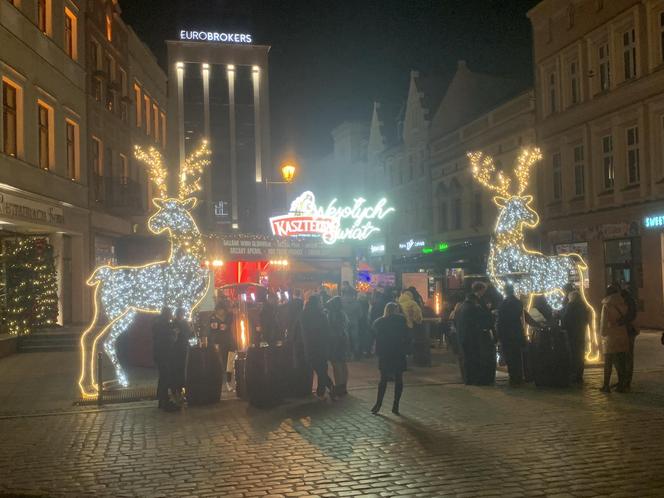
[280,162,296,183]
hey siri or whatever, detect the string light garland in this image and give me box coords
[468,147,599,361]
[79,141,212,398]
[1,237,58,335]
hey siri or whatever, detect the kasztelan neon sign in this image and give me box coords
[270,191,395,245]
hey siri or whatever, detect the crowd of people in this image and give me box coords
[151,278,640,412]
[446,280,639,394]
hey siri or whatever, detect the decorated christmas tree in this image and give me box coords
[2,237,59,335]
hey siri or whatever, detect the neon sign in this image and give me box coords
[269,191,394,245]
[179,30,253,44]
[644,214,664,229]
[398,238,426,251]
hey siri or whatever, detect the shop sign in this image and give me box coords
[213,233,352,260]
[598,222,639,238]
[269,191,394,245]
[398,238,426,252]
[179,30,253,43]
[369,243,385,256]
[422,242,449,254]
[0,193,64,225]
[644,214,664,229]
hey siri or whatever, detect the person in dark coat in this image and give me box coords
[327,296,350,395]
[259,292,282,346]
[455,282,494,385]
[153,307,177,411]
[371,302,409,415]
[300,294,335,399]
[210,299,236,392]
[561,290,591,383]
[496,284,526,386]
[172,307,192,404]
[618,286,638,390]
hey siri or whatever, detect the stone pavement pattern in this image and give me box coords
[1,334,664,497]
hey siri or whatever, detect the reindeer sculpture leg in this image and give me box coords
[78,292,102,398]
[102,310,137,388]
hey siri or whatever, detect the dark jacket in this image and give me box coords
[327,307,349,362]
[259,302,281,345]
[152,316,176,366]
[300,307,331,365]
[286,297,304,340]
[496,295,526,348]
[619,289,638,337]
[172,318,192,389]
[210,309,236,350]
[370,293,389,325]
[373,314,409,374]
[455,294,493,346]
[561,299,590,345]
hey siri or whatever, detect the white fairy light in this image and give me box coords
[468,147,599,361]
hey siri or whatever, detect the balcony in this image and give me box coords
[92,174,144,215]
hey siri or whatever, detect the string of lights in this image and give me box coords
[468,147,599,361]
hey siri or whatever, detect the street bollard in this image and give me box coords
[97,351,103,406]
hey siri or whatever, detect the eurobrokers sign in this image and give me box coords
[270,191,395,245]
[179,30,253,44]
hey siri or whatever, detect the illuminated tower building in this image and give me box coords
[166,33,271,233]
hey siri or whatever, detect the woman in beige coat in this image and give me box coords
[599,285,629,393]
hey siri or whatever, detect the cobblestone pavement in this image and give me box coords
[2,335,664,497]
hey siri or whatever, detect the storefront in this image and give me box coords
[546,206,663,329]
[0,189,91,327]
[207,233,353,294]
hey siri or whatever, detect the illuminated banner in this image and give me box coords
[179,30,253,43]
[270,191,394,245]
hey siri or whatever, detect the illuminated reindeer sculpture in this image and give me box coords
[78,141,211,398]
[468,147,599,360]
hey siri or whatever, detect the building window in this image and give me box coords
[160,112,166,147]
[119,68,127,122]
[64,8,77,60]
[37,102,52,170]
[37,0,49,34]
[601,135,614,190]
[104,54,114,111]
[90,41,101,102]
[144,95,150,135]
[573,144,584,196]
[548,71,557,113]
[599,43,611,91]
[65,120,78,180]
[552,152,562,200]
[133,83,141,127]
[439,201,448,232]
[92,137,102,176]
[152,103,159,141]
[2,80,18,157]
[120,154,128,182]
[105,13,112,42]
[660,12,664,63]
[452,197,462,230]
[623,29,637,80]
[472,191,482,226]
[626,126,640,184]
[570,61,579,105]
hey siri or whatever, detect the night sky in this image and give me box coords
[120,0,540,165]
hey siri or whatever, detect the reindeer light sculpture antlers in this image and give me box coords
[468,146,599,361]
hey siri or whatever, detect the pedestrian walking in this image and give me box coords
[153,307,178,411]
[371,302,409,415]
[599,285,629,393]
[561,290,590,383]
[327,296,350,396]
[357,293,372,357]
[300,294,335,399]
[172,307,193,404]
[618,286,638,390]
[455,282,494,385]
[210,300,236,392]
[496,284,526,386]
